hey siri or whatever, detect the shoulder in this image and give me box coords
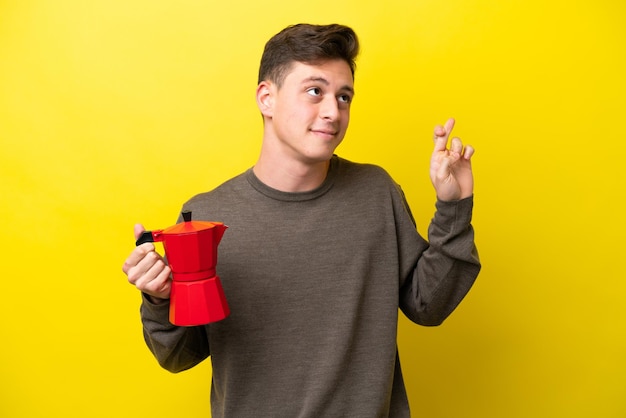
[335,155,393,180]
[333,155,398,191]
[181,171,250,219]
[333,156,417,225]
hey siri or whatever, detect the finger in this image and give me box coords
[433,124,445,138]
[443,118,455,136]
[463,144,475,160]
[133,223,145,240]
[122,248,163,284]
[436,154,452,181]
[450,137,463,155]
[122,224,151,275]
[122,242,156,273]
[433,135,449,153]
[144,263,171,295]
[128,251,165,286]
[432,118,455,152]
[136,260,171,295]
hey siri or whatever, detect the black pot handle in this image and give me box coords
[135,231,155,246]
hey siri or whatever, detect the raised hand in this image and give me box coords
[429,118,475,202]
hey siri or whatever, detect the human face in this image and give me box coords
[261,60,354,165]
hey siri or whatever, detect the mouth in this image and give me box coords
[310,128,338,139]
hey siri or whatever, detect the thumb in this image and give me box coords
[133,223,146,240]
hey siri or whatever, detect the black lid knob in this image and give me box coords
[182,211,192,222]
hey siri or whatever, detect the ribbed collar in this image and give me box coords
[246,155,339,202]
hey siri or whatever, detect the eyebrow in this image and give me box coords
[303,76,355,95]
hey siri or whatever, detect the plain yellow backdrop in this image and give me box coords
[1,0,624,417]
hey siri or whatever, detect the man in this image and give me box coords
[123,23,480,417]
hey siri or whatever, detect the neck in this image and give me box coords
[253,146,331,193]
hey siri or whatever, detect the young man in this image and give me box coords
[123,24,480,417]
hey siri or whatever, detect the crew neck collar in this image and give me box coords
[246,155,339,202]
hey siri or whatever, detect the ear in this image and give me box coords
[256,81,274,118]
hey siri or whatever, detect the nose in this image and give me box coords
[319,95,339,121]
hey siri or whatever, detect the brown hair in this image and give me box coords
[258,23,360,87]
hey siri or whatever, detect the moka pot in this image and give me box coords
[136,211,229,326]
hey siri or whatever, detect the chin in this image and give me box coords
[299,151,334,165]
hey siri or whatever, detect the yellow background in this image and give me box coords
[1,0,624,417]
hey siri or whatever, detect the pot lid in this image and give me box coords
[162,211,224,235]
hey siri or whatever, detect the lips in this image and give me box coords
[314,130,336,135]
[310,127,338,137]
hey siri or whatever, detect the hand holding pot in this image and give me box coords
[127,211,229,326]
[123,223,172,301]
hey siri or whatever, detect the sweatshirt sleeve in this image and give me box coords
[140,294,211,372]
[399,196,481,326]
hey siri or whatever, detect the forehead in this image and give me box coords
[283,60,354,89]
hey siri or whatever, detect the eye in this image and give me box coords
[338,94,352,104]
[307,87,322,97]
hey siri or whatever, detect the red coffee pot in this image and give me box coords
[136,211,229,326]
